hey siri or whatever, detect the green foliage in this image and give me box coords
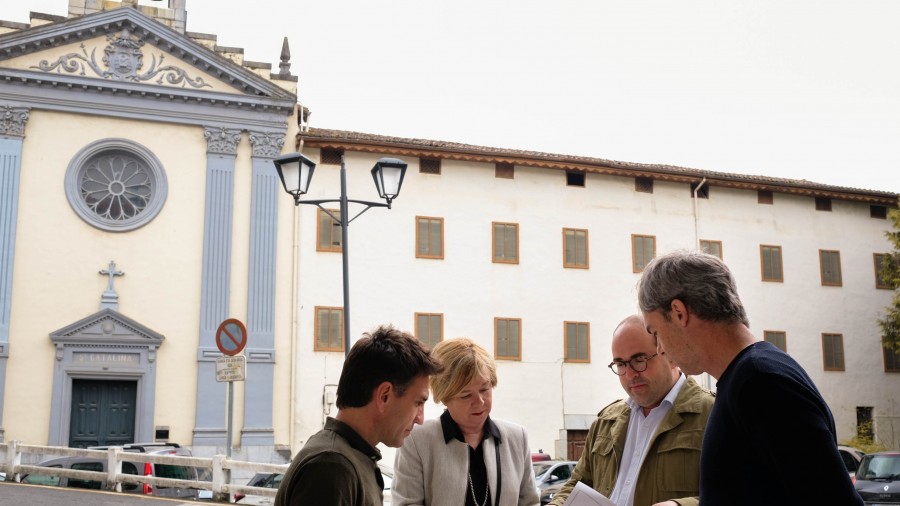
[840,421,888,454]
[879,199,900,353]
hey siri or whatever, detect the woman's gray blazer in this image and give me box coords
[392,417,539,506]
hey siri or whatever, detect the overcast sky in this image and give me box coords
[3,1,899,194]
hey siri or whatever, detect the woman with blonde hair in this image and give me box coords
[392,337,539,506]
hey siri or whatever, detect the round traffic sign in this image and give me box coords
[215,318,247,356]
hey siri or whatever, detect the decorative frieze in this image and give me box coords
[31,29,212,89]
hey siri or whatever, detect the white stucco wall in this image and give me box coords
[289,149,898,457]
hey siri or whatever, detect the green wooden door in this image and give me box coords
[69,379,137,448]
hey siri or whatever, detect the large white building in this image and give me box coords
[0,0,897,469]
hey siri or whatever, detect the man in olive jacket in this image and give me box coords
[549,316,714,506]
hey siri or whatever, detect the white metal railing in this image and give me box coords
[0,440,290,502]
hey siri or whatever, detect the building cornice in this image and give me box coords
[299,128,898,206]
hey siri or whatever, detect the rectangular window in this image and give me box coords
[815,197,832,211]
[871,205,887,219]
[690,182,709,199]
[884,345,900,373]
[495,162,514,179]
[320,148,343,165]
[760,245,784,282]
[632,234,656,273]
[700,240,723,259]
[420,158,441,175]
[564,322,590,363]
[819,250,842,286]
[764,331,787,352]
[416,216,444,259]
[563,228,589,269]
[492,222,519,264]
[758,190,774,205]
[315,306,344,352]
[566,171,585,187]
[875,253,892,289]
[415,313,443,349]
[635,177,653,193]
[822,333,845,371]
[317,209,342,252]
[495,318,522,360]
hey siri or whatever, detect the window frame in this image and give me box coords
[700,240,723,259]
[631,234,656,273]
[495,162,514,179]
[634,177,654,193]
[566,171,585,187]
[419,158,441,175]
[822,333,845,371]
[760,244,784,282]
[764,330,787,352]
[875,253,892,290]
[564,321,590,363]
[819,249,843,287]
[314,306,344,352]
[415,216,444,259]
[492,222,520,264]
[884,345,900,373]
[563,228,589,269]
[494,317,522,361]
[316,208,342,252]
[414,312,443,349]
[320,148,343,165]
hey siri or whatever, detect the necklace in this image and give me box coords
[468,471,490,506]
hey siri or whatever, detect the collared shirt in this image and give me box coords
[609,374,686,506]
[440,410,501,506]
[275,417,384,506]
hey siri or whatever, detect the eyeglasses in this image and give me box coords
[608,353,658,376]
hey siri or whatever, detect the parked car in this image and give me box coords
[21,442,205,499]
[234,463,394,505]
[853,451,900,505]
[839,445,866,477]
[533,460,576,492]
[539,481,565,505]
[531,451,552,463]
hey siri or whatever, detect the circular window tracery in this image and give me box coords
[65,139,168,232]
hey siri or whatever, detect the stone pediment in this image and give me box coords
[0,7,295,117]
[50,307,164,347]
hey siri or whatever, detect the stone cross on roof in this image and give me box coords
[99,260,124,310]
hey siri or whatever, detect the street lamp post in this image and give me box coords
[273,152,408,356]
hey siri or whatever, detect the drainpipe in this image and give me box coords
[693,177,707,250]
[288,138,304,450]
[692,177,712,390]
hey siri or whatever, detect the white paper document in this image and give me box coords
[561,481,617,506]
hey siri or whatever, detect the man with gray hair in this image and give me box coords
[637,249,862,505]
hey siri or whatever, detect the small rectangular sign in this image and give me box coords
[216,355,246,382]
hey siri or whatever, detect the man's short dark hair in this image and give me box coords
[336,324,443,409]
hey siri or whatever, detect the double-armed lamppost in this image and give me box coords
[273,152,408,356]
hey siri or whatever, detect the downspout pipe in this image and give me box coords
[692,177,711,390]
[693,177,707,250]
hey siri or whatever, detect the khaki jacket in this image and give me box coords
[549,377,714,506]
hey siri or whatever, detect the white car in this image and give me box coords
[235,463,393,505]
[838,445,865,478]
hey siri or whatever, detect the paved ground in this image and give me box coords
[0,481,229,505]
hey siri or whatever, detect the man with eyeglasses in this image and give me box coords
[548,315,714,506]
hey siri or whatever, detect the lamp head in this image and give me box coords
[273,152,316,205]
[371,157,408,206]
